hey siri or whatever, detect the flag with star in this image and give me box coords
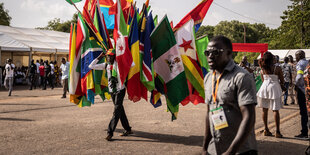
[175,19,204,106]
[113,0,133,85]
[173,0,213,105]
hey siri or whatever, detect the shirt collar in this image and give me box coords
[224,59,236,72]
[210,59,235,73]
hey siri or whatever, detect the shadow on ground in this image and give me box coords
[257,139,309,155]
[0,105,75,114]
[0,103,41,106]
[112,129,309,154]
[0,117,34,121]
[112,129,203,147]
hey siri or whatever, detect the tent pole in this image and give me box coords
[29,47,32,67]
[0,47,2,66]
[55,49,57,63]
[11,52,13,62]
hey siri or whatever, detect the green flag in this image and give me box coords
[150,15,189,107]
[154,15,158,27]
[66,0,82,5]
[255,75,263,91]
[196,35,210,75]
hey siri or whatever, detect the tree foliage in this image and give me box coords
[271,0,310,49]
[0,3,12,26]
[36,13,78,33]
[197,21,272,63]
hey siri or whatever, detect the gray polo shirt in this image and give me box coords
[204,60,257,154]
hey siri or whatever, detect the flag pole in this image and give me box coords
[196,34,208,40]
[128,2,137,27]
[126,2,133,25]
[68,0,108,53]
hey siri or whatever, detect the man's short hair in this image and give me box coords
[296,50,305,58]
[210,35,233,53]
[62,58,66,61]
[284,57,289,63]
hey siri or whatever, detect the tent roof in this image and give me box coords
[257,49,310,61]
[0,25,69,53]
[0,32,30,51]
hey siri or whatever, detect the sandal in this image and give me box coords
[275,132,283,138]
[263,130,273,136]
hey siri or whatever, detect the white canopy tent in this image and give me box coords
[0,25,69,66]
[257,49,310,61]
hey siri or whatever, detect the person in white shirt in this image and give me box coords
[4,59,15,96]
[36,60,40,87]
[88,49,132,141]
[60,58,70,98]
[49,61,55,89]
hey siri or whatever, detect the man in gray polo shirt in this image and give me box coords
[202,36,257,155]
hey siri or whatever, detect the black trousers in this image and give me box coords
[107,89,131,136]
[297,88,309,135]
[29,74,36,89]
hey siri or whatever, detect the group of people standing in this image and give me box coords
[28,58,70,98]
[28,59,57,90]
[2,58,70,98]
[256,50,309,140]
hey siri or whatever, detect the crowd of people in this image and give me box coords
[0,58,69,97]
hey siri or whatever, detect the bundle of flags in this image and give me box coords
[66,0,213,120]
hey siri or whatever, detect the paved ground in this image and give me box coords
[0,86,309,154]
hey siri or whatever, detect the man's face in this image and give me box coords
[107,55,115,64]
[242,56,247,63]
[62,59,66,64]
[295,53,301,62]
[205,41,231,71]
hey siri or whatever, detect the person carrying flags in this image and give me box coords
[88,49,133,141]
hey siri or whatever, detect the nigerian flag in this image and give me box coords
[150,15,189,106]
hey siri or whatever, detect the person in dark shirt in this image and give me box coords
[27,59,37,90]
[43,60,51,90]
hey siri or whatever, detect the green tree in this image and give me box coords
[196,25,214,38]
[37,13,78,33]
[0,3,12,26]
[274,0,310,49]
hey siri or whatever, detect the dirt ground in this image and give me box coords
[0,86,309,155]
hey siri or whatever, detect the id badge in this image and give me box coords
[210,106,228,130]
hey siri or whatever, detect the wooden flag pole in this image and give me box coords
[68,0,108,53]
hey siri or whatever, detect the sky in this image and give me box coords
[1,0,292,29]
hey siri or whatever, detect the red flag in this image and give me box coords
[173,0,213,32]
[113,0,133,85]
[109,0,130,15]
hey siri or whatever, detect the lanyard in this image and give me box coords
[212,71,223,104]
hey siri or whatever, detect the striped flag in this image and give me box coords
[69,23,82,104]
[175,19,204,106]
[150,16,189,119]
[78,11,103,106]
[127,9,147,102]
[174,0,213,105]
[139,10,155,91]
